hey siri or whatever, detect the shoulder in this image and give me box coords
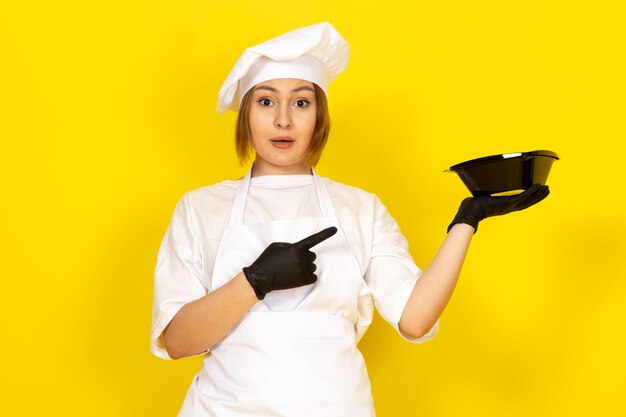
[170,178,241,229]
[165,178,242,243]
[184,178,240,209]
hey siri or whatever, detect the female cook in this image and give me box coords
[150,22,549,417]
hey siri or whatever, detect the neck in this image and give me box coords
[251,160,312,177]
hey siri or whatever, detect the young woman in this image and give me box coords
[150,22,549,417]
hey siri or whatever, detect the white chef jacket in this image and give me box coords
[151,174,438,360]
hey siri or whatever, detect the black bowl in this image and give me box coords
[447,150,559,196]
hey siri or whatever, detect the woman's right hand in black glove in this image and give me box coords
[243,227,338,300]
[448,184,550,233]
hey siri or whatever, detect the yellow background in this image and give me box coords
[2,1,625,416]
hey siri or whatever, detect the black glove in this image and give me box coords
[448,184,550,233]
[243,227,338,300]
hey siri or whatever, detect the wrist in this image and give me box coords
[448,198,482,233]
[242,266,270,300]
[447,222,476,235]
[447,215,479,234]
[234,271,260,301]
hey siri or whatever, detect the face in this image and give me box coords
[248,78,317,175]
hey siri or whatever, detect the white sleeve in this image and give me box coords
[364,196,438,344]
[150,193,208,359]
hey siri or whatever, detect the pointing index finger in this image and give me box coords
[294,226,338,249]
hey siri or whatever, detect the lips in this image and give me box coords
[270,136,295,149]
[270,136,294,143]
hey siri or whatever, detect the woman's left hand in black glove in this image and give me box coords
[447,184,550,233]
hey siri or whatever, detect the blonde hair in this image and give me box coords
[235,83,331,166]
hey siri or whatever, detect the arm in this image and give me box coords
[399,184,550,338]
[163,271,258,359]
[162,227,337,359]
[398,223,473,339]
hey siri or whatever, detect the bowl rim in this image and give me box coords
[448,150,559,171]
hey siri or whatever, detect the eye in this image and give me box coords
[295,99,310,108]
[258,98,273,106]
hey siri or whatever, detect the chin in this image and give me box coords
[263,155,307,167]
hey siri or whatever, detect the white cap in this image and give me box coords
[217,22,350,113]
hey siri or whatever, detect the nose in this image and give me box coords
[274,104,292,129]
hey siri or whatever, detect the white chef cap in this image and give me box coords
[217,22,350,113]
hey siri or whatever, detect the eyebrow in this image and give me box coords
[253,85,315,93]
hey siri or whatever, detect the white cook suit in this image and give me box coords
[151,169,438,416]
